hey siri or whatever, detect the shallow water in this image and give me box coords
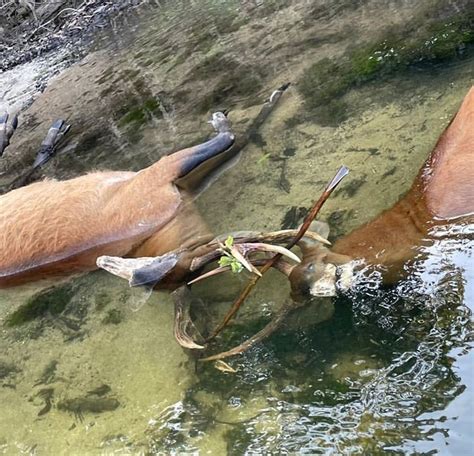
[0,0,473,454]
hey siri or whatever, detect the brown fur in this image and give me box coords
[0,144,213,287]
[330,86,474,281]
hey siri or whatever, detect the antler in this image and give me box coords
[200,300,297,361]
[97,230,327,350]
[199,166,349,361]
[171,230,333,351]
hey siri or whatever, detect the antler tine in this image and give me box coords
[188,240,301,286]
[188,255,296,286]
[190,231,316,272]
[237,242,301,264]
[173,286,206,350]
[211,230,330,248]
[263,230,331,246]
[187,266,231,285]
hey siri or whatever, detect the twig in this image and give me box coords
[201,301,292,361]
[205,165,349,343]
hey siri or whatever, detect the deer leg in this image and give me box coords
[32,119,70,168]
[96,253,179,287]
[7,119,71,191]
[0,111,18,156]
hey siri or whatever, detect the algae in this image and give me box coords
[94,290,113,311]
[5,284,75,327]
[35,360,58,385]
[335,175,367,198]
[195,71,263,113]
[299,11,474,114]
[1,0,473,453]
[102,309,124,325]
[117,97,162,127]
[0,361,19,379]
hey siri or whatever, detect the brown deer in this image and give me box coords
[102,86,474,301]
[0,84,311,291]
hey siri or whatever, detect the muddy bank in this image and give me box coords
[0,0,155,71]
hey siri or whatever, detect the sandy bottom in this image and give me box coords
[0,0,473,452]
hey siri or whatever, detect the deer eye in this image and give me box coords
[307,263,315,272]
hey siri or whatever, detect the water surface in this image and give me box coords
[0,0,473,454]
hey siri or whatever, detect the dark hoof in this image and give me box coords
[97,253,179,288]
[0,111,19,157]
[33,119,71,168]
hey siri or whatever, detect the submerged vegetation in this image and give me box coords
[299,10,474,120]
[177,51,265,113]
[0,0,473,453]
[4,283,75,327]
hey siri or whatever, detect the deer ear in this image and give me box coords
[297,220,331,252]
[97,253,179,287]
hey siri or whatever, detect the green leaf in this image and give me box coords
[218,256,233,267]
[218,253,244,274]
[224,235,234,249]
[230,261,243,273]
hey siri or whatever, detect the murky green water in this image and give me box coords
[1,0,473,454]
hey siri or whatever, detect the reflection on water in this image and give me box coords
[0,0,473,453]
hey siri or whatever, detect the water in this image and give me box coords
[0,0,473,453]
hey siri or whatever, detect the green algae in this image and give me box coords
[177,50,265,113]
[36,360,58,385]
[117,97,162,127]
[1,0,473,454]
[169,1,248,69]
[102,308,124,325]
[5,284,75,327]
[114,94,164,144]
[194,70,263,113]
[299,12,474,114]
[0,361,19,379]
[94,290,113,311]
[189,53,241,82]
[335,175,367,198]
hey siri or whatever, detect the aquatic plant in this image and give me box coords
[117,97,162,128]
[4,283,75,327]
[299,11,474,113]
[102,308,124,325]
[193,69,263,114]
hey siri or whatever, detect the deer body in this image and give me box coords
[331,86,474,281]
[0,118,234,287]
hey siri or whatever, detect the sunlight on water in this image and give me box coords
[0,0,473,453]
